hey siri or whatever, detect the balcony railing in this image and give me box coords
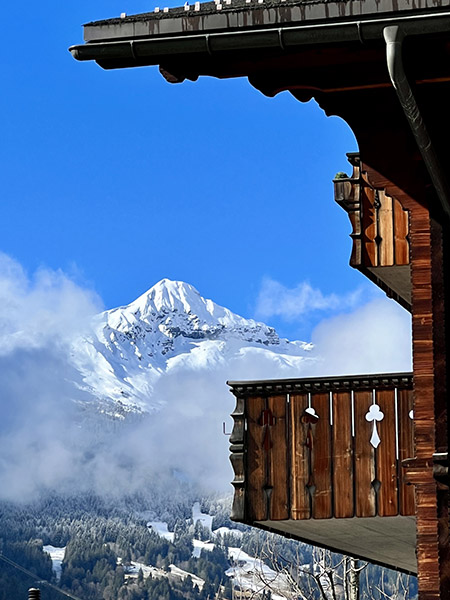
[334,153,411,311]
[228,372,416,573]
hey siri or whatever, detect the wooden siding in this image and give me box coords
[229,373,415,524]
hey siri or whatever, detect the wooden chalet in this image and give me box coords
[71,2,450,598]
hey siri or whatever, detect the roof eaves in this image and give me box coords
[84,0,340,27]
[83,0,450,35]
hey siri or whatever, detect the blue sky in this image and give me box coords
[0,1,392,341]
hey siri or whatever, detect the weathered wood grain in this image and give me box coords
[397,388,415,516]
[393,196,409,265]
[378,191,394,266]
[354,390,376,517]
[268,395,289,520]
[290,393,310,520]
[376,389,398,516]
[246,396,266,522]
[332,392,354,518]
[310,393,332,519]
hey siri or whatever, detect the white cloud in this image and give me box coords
[0,253,102,351]
[0,259,412,502]
[255,277,367,321]
[0,254,103,500]
[304,297,412,377]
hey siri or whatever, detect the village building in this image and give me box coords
[71,3,450,598]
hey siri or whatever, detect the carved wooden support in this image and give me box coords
[229,395,246,522]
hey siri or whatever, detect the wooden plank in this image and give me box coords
[268,395,289,520]
[310,393,332,519]
[290,394,310,520]
[378,191,394,266]
[397,389,415,516]
[230,396,246,522]
[375,389,398,516]
[393,196,409,265]
[246,396,266,522]
[361,185,377,267]
[353,390,376,517]
[408,204,441,597]
[332,392,354,518]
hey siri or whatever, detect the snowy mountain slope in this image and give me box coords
[70,279,314,415]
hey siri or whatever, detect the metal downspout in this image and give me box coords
[385,26,450,516]
[383,25,450,220]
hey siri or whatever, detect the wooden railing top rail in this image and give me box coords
[227,372,413,396]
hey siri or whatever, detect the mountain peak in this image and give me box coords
[73,279,312,413]
[100,278,289,350]
[130,279,215,319]
[146,279,201,310]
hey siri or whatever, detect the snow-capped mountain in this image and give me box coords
[70,279,313,415]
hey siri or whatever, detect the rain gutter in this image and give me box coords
[384,25,450,220]
[69,11,450,64]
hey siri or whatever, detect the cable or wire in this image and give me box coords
[0,552,85,600]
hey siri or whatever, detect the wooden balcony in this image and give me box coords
[335,154,411,311]
[228,373,416,574]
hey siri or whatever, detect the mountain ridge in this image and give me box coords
[70,279,313,415]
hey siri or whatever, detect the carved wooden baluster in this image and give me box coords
[230,394,246,522]
[334,156,362,268]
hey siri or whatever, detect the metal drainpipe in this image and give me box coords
[383,25,450,220]
[385,26,450,489]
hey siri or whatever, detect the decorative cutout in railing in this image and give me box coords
[228,372,414,523]
[365,402,385,448]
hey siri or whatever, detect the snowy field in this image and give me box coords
[192,502,213,531]
[146,521,175,542]
[43,545,65,582]
[192,538,215,558]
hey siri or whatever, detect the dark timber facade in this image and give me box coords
[71,3,450,598]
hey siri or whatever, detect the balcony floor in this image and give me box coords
[256,516,416,574]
